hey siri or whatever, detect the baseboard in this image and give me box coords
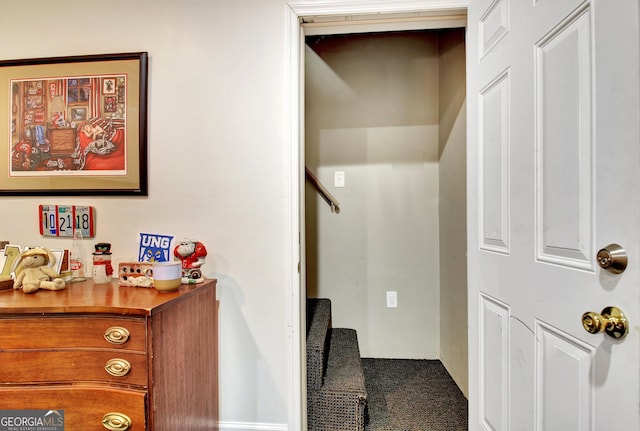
[218,421,288,431]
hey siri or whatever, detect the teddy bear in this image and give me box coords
[13,247,66,294]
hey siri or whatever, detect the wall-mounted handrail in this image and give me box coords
[305,166,340,214]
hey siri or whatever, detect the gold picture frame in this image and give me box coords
[0,52,148,195]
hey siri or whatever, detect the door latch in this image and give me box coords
[596,244,627,274]
[582,306,628,339]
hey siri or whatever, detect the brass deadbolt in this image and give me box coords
[596,244,627,274]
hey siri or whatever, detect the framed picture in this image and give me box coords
[69,107,88,121]
[49,248,65,274]
[0,244,22,279]
[102,78,116,95]
[0,52,148,196]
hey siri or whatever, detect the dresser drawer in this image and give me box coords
[0,316,146,351]
[0,386,146,431]
[0,350,147,386]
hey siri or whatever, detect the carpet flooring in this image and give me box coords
[362,359,468,431]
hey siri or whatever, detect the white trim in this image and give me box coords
[285,2,470,431]
[219,421,288,431]
[288,0,469,16]
[285,5,304,431]
[303,14,466,36]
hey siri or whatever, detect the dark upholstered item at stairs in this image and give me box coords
[308,328,368,431]
[307,298,331,391]
[307,299,367,431]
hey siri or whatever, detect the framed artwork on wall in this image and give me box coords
[0,52,148,196]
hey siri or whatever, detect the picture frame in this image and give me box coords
[0,244,22,279]
[69,107,87,122]
[49,248,65,275]
[0,52,148,196]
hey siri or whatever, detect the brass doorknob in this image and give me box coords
[582,306,628,339]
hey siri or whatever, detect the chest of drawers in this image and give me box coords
[0,278,218,430]
[49,127,76,156]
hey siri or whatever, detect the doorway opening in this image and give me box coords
[303,25,468,430]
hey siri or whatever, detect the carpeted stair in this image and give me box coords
[307,298,368,431]
[362,358,468,431]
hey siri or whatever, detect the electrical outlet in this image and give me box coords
[334,171,345,188]
[386,291,398,308]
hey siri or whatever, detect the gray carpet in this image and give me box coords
[362,359,468,431]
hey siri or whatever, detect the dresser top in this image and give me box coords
[0,278,216,316]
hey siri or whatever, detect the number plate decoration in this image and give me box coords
[39,205,95,238]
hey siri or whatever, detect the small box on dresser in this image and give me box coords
[0,278,218,431]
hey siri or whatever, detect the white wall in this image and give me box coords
[438,29,468,396]
[0,0,292,428]
[305,32,442,359]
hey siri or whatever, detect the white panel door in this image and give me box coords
[467,0,640,430]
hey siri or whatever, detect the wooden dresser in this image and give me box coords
[49,127,76,156]
[0,278,218,430]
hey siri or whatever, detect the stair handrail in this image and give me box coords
[305,166,341,214]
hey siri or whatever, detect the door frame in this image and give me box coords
[285,1,470,430]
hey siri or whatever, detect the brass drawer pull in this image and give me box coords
[104,326,130,345]
[102,412,131,431]
[104,358,131,377]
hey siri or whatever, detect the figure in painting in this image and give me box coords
[73,116,125,170]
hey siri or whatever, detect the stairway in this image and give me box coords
[307,298,367,431]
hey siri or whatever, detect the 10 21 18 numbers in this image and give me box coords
[39,205,95,238]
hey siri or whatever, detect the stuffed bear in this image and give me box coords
[13,247,66,294]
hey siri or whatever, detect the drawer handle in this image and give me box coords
[104,358,131,377]
[104,326,130,344]
[102,412,131,431]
